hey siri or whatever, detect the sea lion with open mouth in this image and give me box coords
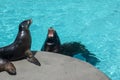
[41,27,61,53]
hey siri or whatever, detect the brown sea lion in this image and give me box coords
[41,27,99,65]
[0,19,40,75]
[41,27,61,53]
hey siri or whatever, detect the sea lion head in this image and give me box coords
[19,19,32,31]
[5,62,16,75]
[48,27,58,38]
[43,27,61,53]
[47,27,58,45]
[0,59,16,75]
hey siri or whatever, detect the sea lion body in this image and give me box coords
[0,19,40,75]
[41,27,61,53]
[0,23,31,60]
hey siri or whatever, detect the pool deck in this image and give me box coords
[0,51,110,80]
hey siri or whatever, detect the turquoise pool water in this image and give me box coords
[0,0,120,79]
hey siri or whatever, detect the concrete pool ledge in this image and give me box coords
[0,51,110,80]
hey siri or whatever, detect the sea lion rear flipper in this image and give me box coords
[25,50,41,66]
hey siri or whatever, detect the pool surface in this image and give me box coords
[0,0,120,80]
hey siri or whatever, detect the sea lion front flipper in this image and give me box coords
[25,50,41,66]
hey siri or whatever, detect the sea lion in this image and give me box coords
[41,27,99,65]
[41,27,61,53]
[0,19,40,75]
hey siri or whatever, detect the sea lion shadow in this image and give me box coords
[60,42,100,66]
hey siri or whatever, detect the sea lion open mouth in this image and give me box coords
[48,27,54,37]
